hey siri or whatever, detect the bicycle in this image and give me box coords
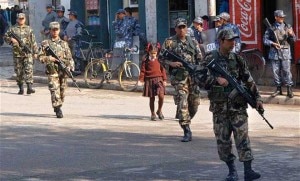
[84,45,140,91]
[239,44,266,84]
[73,29,104,71]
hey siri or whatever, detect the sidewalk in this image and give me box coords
[1,44,300,105]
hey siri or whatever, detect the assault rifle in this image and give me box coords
[7,31,32,54]
[44,46,81,92]
[160,49,273,129]
[263,18,284,59]
[160,49,208,87]
[207,59,273,129]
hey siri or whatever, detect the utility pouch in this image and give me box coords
[45,63,57,74]
[208,86,228,103]
[175,67,188,81]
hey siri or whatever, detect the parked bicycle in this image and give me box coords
[73,29,104,71]
[84,45,140,91]
[240,44,266,84]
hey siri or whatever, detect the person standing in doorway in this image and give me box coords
[263,10,296,98]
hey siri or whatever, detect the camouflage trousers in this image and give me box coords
[48,73,67,108]
[212,107,253,162]
[13,56,34,84]
[172,76,200,125]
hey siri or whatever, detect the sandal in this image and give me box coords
[156,111,164,120]
[151,115,157,121]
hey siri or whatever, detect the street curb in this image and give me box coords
[29,75,300,106]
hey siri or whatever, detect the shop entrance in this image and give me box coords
[169,0,190,36]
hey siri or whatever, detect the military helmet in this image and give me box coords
[56,5,65,12]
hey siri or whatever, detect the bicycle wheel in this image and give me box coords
[84,59,106,89]
[119,61,140,91]
[241,51,265,83]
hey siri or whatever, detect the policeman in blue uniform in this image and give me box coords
[217,12,242,53]
[263,10,296,98]
[55,5,69,39]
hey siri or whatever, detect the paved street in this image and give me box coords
[0,78,299,181]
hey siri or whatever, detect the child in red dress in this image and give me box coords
[139,43,167,121]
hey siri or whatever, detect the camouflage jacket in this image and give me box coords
[203,50,261,108]
[263,22,296,60]
[160,35,203,74]
[4,24,39,57]
[38,38,74,74]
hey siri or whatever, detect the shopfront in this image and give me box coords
[229,0,300,63]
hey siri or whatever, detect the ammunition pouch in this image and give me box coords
[208,86,228,103]
[172,67,188,81]
[45,63,58,74]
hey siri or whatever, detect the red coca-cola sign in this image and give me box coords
[230,0,262,50]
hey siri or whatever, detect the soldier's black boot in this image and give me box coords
[287,86,294,98]
[180,125,192,142]
[225,160,238,181]
[26,83,35,94]
[54,106,63,118]
[244,160,261,181]
[18,83,24,95]
[271,86,282,97]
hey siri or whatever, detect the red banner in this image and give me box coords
[230,0,262,50]
[293,0,300,62]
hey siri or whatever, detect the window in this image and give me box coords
[129,0,138,8]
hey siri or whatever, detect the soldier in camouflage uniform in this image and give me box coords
[38,22,74,118]
[263,10,295,98]
[55,5,69,39]
[160,18,202,142]
[203,29,262,181]
[217,12,242,53]
[4,13,39,95]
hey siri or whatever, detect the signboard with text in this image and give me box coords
[230,0,262,51]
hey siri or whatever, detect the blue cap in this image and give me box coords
[116,9,126,14]
[274,10,286,17]
[68,11,78,16]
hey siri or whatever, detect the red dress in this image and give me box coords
[139,56,167,97]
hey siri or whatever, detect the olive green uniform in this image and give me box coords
[4,24,38,85]
[204,50,262,162]
[160,35,202,125]
[38,38,74,108]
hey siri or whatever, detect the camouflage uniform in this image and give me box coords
[113,9,135,48]
[160,19,202,127]
[4,13,39,90]
[263,10,295,98]
[38,22,74,110]
[202,29,262,180]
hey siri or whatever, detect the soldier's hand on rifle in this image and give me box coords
[287,28,294,36]
[272,42,281,49]
[256,100,264,111]
[49,56,58,62]
[10,38,19,46]
[216,77,229,87]
[169,61,183,68]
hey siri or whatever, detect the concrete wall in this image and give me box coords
[145,0,156,43]
[195,0,208,17]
